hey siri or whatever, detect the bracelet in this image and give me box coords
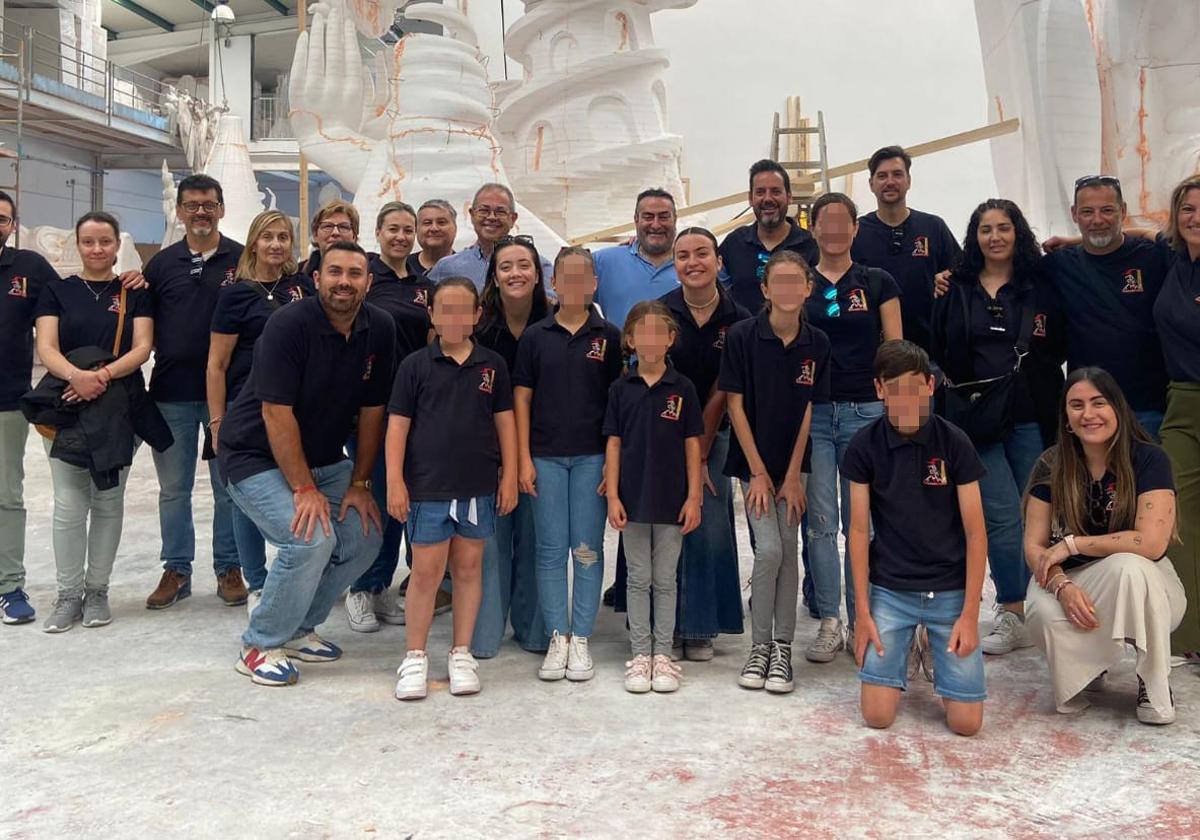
[208,416,223,427]
[1064,534,1080,556]
[1053,578,1076,601]
[101,365,113,381]
[1045,573,1067,593]
[292,484,317,495]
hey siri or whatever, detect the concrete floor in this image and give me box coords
[4,428,1200,839]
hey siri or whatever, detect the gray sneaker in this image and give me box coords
[82,589,112,627]
[43,593,84,633]
[805,617,845,663]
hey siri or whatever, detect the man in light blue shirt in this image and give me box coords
[428,183,553,290]
[593,188,680,328]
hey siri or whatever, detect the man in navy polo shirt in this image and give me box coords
[408,199,457,276]
[719,159,819,314]
[144,174,247,611]
[852,146,961,352]
[219,241,395,686]
[428,183,552,290]
[593,188,680,329]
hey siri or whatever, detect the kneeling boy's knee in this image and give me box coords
[862,708,896,730]
[946,707,983,737]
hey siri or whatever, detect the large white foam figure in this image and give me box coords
[202,115,267,246]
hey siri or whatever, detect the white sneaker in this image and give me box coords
[448,647,481,696]
[651,654,681,693]
[1136,676,1175,725]
[981,609,1031,655]
[538,631,569,681]
[372,588,406,626]
[245,589,262,622]
[345,591,379,633]
[566,635,594,681]
[845,626,855,658]
[395,651,428,700]
[624,654,652,693]
[805,617,845,663]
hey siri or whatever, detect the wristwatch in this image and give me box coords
[351,479,372,490]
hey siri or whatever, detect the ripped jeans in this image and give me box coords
[530,454,607,638]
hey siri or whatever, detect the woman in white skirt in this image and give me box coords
[1024,367,1185,725]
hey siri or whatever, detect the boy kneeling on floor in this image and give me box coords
[842,340,988,736]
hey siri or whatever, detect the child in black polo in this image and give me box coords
[603,301,703,694]
[387,278,518,702]
[720,250,831,694]
[841,340,988,736]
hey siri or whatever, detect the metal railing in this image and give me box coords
[252,94,292,140]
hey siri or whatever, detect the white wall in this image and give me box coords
[0,132,96,228]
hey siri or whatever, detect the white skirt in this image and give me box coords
[1025,553,1186,715]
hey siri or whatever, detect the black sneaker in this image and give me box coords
[602,585,616,607]
[765,640,795,693]
[1136,676,1175,725]
[738,643,771,690]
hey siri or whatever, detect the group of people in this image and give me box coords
[0,143,1196,735]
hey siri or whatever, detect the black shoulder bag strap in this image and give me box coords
[1012,293,1038,373]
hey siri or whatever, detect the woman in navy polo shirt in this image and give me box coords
[931,199,1065,657]
[1024,368,1185,725]
[470,236,552,659]
[34,212,154,632]
[804,193,902,664]
[208,210,311,609]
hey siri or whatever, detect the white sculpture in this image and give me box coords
[160,160,185,249]
[20,224,142,277]
[201,115,268,245]
[164,85,224,172]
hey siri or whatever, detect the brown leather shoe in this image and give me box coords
[217,568,249,606]
[146,570,191,610]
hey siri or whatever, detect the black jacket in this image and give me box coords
[20,346,173,489]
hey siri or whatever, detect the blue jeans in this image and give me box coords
[345,434,407,593]
[976,421,1043,605]
[228,459,383,649]
[472,494,549,657]
[232,506,267,591]
[808,400,885,624]
[153,401,237,576]
[1134,410,1164,441]
[530,454,607,638]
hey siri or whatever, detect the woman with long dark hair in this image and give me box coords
[1023,368,1184,725]
[931,198,1065,656]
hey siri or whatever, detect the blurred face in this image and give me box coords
[0,199,15,248]
[471,188,515,245]
[552,253,596,307]
[314,249,371,316]
[176,188,224,238]
[629,313,675,366]
[1065,379,1118,447]
[976,208,1016,264]
[76,220,119,274]
[635,196,676,257]
[417,206,457,252]
[875,372,935,434]
[314,211,356,252]
[813,201,858,259]
[750,171,790,230]
[761,261,811,315]
[431,285,481,344]
[869,158,911,207]
[1071,186,1125,250]
[377,211,416,262]
[1176,187,1200,254]
[494,244,538,305]
[254,220,292,271]
[673,233,721,291]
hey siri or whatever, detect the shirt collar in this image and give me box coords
[315,298,372,336]
[665,284,739,327]
[174,235,235,262]
[884,415,935,449]
[0,246,15,268]
[629,362,680,388]
[430,336,486,366]
[543,306,607,334]
[754,309,812,347]
[738,217,809,250]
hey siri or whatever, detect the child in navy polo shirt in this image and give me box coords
[603,301,703,694]
[387,278,518,701]
[842,340,988,736]
[720,250,831,694]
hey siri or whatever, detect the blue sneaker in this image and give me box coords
[0,588,35,624]
[284,633,342,662]
[236,646,299,686]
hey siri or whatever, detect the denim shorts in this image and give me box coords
[858,585,987,703]
[405,495,497,545]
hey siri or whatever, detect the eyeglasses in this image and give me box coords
[755,250,770,280]
[496,235,535,249]
[180,201,221,213]
[473,206,512,220]
[888,225,905,255]
[1074,175,1121,191]
[317,222,354,234]
[0,215,12,227]
[822,284,840,318]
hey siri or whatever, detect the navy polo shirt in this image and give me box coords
[1042,237,1171,412]
[1153,251,1200,383]
[718,312,831,484]
[476,305,549,374]
[1029,441,1174,570]
[366,255,434,359]
[406,252,439,277]
[210,275,314,400]
[35,277,151,356]
[146,235,244,402]
[660,286,751,404]
[0,246,60,410]
[840,414,986,591]
[389,339,513,501]
[719,219,819,314]
[593,242,679,330]
[805,263,901,403]
[218,297,396,486]
[512,309,622,457]
[851,209,961,352]
[603,365,703,524]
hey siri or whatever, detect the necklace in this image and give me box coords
[684,287,719,311]
[79,275,115,302]
[254,277,284,300]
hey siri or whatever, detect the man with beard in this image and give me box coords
[218,242,396,685]
[144,174,248,610]
[408,199,458,276]
[719,160,818,314]
[593,188,680,328]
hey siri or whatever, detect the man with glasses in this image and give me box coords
[852,146,961,352]
[719,160,818,314]
[144,174,248,610]
[593,188,680,329]
[428,183,552,290]
[300,200,360,279]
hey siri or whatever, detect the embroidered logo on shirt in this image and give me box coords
[1104,479,1116,513]
[222,267,237,286]
[479,367,496,394]
[414,288,429,307]
[8,276,27,297]
[847,288,869,313]
[712,326,727,350]
[287,286,305,303]
[586,337,608,361]
[362,354,375,381]
[923,458,949,486]
[911,236,930,257]
[108,295,122,314]
[661,394,683,421]
[1121,269,1144,294]
[1033,313,1047,338]
[796,359,816,386]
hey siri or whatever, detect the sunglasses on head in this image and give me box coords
[1074,175,1121,192]
[822,284,840,318]
[495,235,535,249]
[888,225,905,255]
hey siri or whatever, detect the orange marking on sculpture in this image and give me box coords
[994,95,1004,122]
[616,12,630,50]
[1136,67,1152,217]
[533,124,545,172]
